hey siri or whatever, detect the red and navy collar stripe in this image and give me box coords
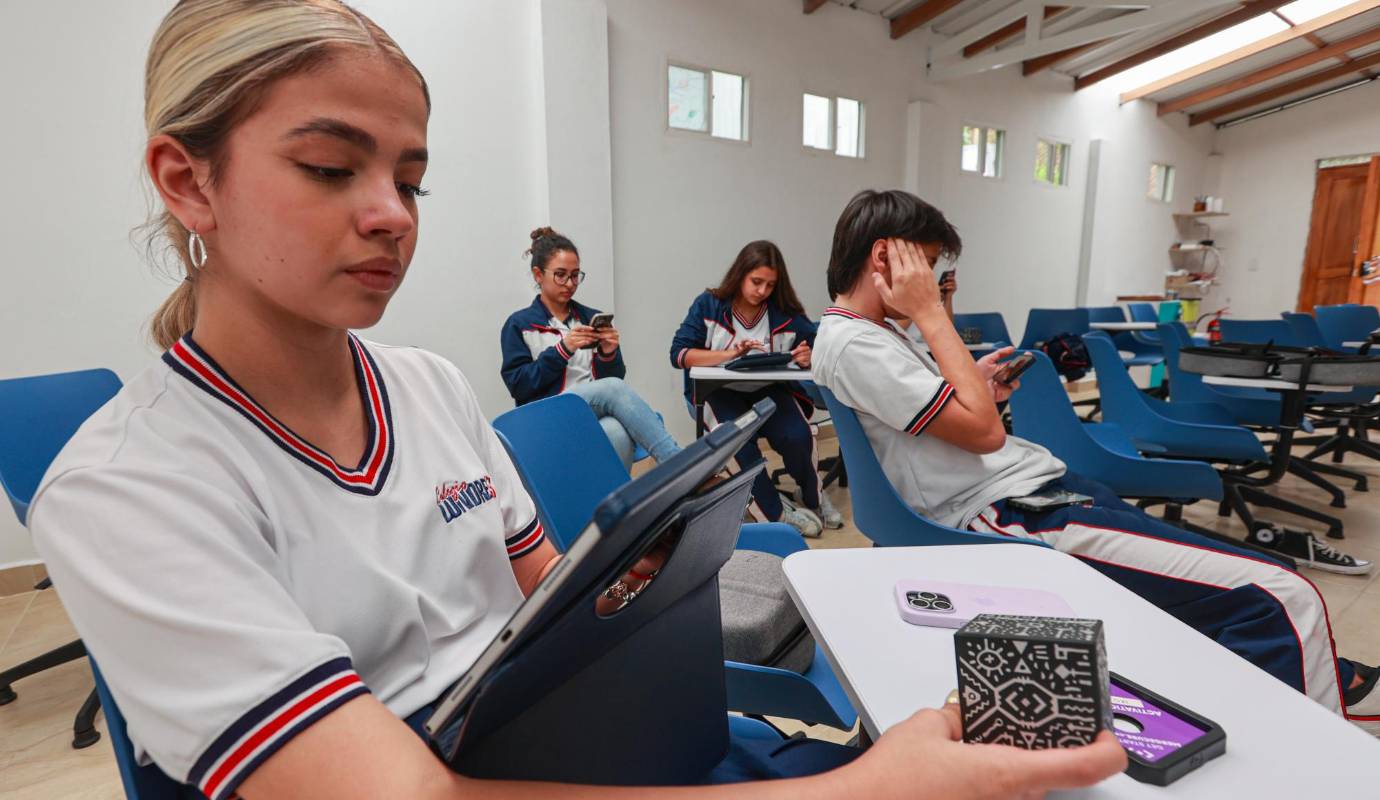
[163,334,395,496]
[505,517,545,559]
[732,304,766,331]
[188,657,368,800]
[822,307,910,339]
[906,381,954,436]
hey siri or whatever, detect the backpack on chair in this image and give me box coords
[1040,333,1091,381]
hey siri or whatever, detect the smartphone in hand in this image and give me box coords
[589,312,615,329]
[993,352,1035,385]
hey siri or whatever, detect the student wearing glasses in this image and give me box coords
[500,227,681,468]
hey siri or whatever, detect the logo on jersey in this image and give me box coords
[435,475,497,524]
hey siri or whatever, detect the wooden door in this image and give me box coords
[1356,156,1380,306]
[1297,161,1371,312]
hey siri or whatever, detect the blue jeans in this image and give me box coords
[567,378,680,467]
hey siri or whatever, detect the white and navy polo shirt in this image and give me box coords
[812,307,1063,528]
[29,336,544,800]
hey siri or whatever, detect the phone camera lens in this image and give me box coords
[932,599,953,611]
[918,591,938,600]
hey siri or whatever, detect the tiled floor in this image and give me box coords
[3,436,1379,798]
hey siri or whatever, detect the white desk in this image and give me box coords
[1091,322,1157,332]
[687,365,812,436]
[687,365,809,383]
[783,545,1380,797]
[1203,375,1353,393]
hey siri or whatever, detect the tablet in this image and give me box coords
[424,399,774,738]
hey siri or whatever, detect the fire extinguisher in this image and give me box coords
[1201,308,1228,343]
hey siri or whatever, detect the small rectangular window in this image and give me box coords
[668,65,708,132]
[803,93,832,150]
[668,64,747,141]
[1148,163,1176,203]
[710,71,745,140]
[835,97,864,158]
[961,124,1004,179]
[802,94,865,158]
[1034,139,1070,186]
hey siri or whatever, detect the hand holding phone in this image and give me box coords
[993,352,1035,385]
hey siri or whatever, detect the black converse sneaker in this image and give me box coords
[1252,525,1373,576]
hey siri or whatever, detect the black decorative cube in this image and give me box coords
[955,614,1111,749]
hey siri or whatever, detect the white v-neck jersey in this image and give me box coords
[29,335,543,800]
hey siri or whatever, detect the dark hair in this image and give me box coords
[826,190,962,300]
[526,226,578,270]
[708,240,806,316]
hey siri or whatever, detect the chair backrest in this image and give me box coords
[90,659,185,800]
[1082,333,1148,420]
[1018,308,1091,350]
[951,312,1012,345]
[816,386,1032,548]
[1128,303,1159,324]
[0,369,122,524]
[1280,312,1330,348]
[1315,304,1380,349]
[492,394,629,552]
[1218,319,1303,347]
[1007,351,1102,466]
[1085,305,1126,324]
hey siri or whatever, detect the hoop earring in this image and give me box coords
[188,230,208,270]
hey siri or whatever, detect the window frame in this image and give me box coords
[665,59,751,145]
[960,122,1006,181]
[1033,136,1072,188]
[801,92,867,160]
[1147,162,1176,204]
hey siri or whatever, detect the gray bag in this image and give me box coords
[718,549,815,674]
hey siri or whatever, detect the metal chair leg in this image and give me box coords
[1287,459,1347,508]
[0,639,87,704]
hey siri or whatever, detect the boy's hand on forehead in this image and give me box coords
[874,238,943,321]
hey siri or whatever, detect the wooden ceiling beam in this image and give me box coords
[1157,24,1380,115]
[964,6,1069,58]
[891,0,966,40]
[1120,0,1380,103]
[1074,0,1293,91]
[803,0,829,13]
[1189,47,1380,125]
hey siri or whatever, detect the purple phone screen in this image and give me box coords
[1109,679,1206,763]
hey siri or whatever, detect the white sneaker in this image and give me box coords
[795,488,844,529]
[1344,663,1380,737]
[780,507,823,538]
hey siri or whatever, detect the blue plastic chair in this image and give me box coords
[491,394,856,730]
[1018,308,1090,350]
[816,386,1045,549]
[1316,304,1380,351]
[0,369,123,523]
[952,312,1012,356]
[1086,306,1163,368]
[1009,352,1223,502]
[1158,323,1288,428]
[0,369,123,755]
[1084,334,1265,463]
[1281,312,1330,348]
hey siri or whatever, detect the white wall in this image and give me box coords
[0,0,583,567]
[603,0,1216,437]
[1211,79,1380,317]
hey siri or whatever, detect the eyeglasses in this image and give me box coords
[547,270,586,287]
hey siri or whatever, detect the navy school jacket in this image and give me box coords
[500,296,626,405]
[668,290,817,415]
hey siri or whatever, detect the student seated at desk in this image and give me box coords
[812,189,1380,735]
[29,4,1127,798]
[671,242,839,537]
[500,226,680,468]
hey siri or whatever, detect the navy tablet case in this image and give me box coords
[440,401,774,784]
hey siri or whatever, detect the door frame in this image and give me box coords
[1297,159,1374,312]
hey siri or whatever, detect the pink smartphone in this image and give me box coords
[894,579,1075,630]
